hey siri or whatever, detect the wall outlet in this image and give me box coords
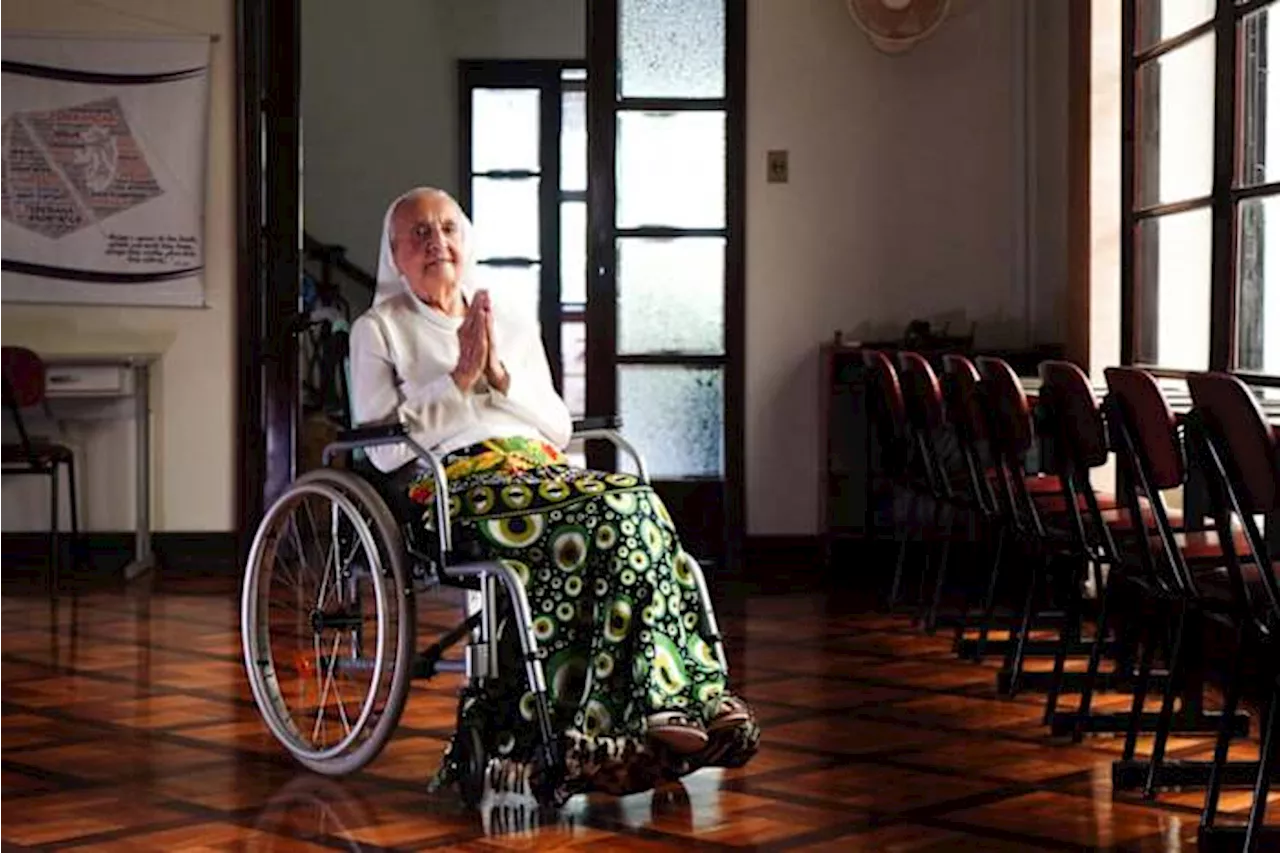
[767,150,789,183]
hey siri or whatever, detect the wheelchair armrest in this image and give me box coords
[570,417,648,484]
[336,422,407,444]
[572,416,622,433]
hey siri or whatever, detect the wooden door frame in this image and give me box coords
[234,3,745,573]
[586,0,747,575]
[235,0,302,558]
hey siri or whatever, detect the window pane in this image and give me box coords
[1136,208,1212,369]
[1235,194,1280,372]
[1237,4,1278,188]
[618,237,724,355]
[561,201,587,304]
[471,89,540,173]
[1136,0,1214,52]
[619,0,724,99]
[1136,34,1215,207]
[471,177,540,260]
[561,90,587,192]
[617,111,724,229]
[618,366,723,478]
[474,263,540,323]
[561,320,586,418]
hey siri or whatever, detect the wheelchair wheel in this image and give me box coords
[242,468,415,776]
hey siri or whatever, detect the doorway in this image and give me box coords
[236,0,745,572]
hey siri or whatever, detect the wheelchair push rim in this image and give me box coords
[242,479,391,766]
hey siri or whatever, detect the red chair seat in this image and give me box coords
[1174,527,1252,560]
[1032,490,1119,515]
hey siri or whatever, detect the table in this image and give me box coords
[0,327,167,581]
[37,349,162,581]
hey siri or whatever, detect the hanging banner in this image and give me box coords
[1,33,210,307]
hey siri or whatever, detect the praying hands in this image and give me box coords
[450,289,508,394]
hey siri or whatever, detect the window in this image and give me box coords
[1125,0,1280,374]
[1126,0,1280,371]
[459,62,588,416]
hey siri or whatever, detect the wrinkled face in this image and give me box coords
[389,191,466,303]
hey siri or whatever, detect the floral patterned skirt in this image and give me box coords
[407,436,759,800]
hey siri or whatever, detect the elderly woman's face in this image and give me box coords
[390,192,465,301]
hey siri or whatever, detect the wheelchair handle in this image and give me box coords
[573,428,648,484]
[322,425,453,555]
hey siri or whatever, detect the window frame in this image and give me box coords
[458,59,585,394]
[1122,0,1280,375]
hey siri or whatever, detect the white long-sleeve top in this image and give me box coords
[348,289,573,473]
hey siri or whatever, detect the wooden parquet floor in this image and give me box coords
[2,570,1276,851]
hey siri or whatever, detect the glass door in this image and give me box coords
[587,0,745,568]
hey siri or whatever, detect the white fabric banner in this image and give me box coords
[1,33,211,307]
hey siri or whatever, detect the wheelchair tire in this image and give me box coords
[457,722,488,809]
[242,468,416,776]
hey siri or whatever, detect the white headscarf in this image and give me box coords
[375,186,478,306]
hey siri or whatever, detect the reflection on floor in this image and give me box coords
[2,568,1276,851]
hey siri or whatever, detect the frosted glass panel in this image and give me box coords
[471,177,539,260]
[471,89,539,172]
[561,320,586,417]
[561,90,587,192]
[617,112,724,229]
[474,263,540,324]
[1237,5,1280,187]
[620,0,725,99]
[618,366,723,478]
[561,201,587,304]
[618,238,724,355]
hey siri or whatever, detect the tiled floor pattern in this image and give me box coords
[2,571,1275,851]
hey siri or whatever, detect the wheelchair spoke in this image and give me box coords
[243,470,412,774]
[311,631,343,742]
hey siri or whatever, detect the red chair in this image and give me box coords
[2,346,81,589]
[1185,372,1278,852]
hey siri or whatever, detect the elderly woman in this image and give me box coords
[349,187,758,801]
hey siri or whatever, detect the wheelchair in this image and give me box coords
[239,417,730,808]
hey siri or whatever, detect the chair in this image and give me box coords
[1103,367,1254,798]
[897,350,992,633]
[1185,372,1279,851]
[861,349,937,611]
[2,346,80,589]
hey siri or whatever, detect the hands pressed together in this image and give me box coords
[451,289,509,395]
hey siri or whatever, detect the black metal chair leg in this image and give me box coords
[1200,642,1246,832]
[1044,556,1089,725]
[1073,566,1115,742]
[1005,557,1041,697]
[972,527,1007,663]
[888,490,915,610]
[1144,607,1189,799]
[1244,682,1277,853]
[924,524,952,635]
[49,464,60,594]
[66,456,81,569]
[1124,624,1159,761]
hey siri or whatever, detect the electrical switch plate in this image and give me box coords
[767,150,788,183]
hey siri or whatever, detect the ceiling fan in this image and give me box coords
[846,0,952,55]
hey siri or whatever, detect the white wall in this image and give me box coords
[302,0,585,275]
[746,0,1067,534]
[2,0,236,533]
